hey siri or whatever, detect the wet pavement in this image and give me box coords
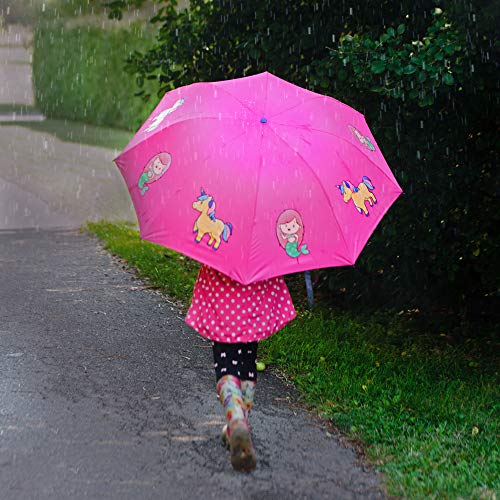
[0,229,385,499]
[0,178,77,229]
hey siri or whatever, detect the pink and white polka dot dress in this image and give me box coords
[185,264,297,343]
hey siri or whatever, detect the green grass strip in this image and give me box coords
[1,118,132,150]
[86,220,499,499]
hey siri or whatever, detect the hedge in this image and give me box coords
[33,20,158,131]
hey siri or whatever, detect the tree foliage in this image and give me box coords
[105,0,499,321]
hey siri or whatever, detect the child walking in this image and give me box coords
[185,263,296,472]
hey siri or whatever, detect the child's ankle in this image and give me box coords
[229,418,249,432]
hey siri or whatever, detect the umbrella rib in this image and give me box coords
[265,123,353,263]
[119,115,252,160]
[210,82,260,119]
[273,123,400,187]
[267,90,364,121]
[268,95,325,120]
[199,128,250,167]
[242,73,268,282]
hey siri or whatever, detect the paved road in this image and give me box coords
[0,24,384,499]
[0,24,136,229]
[0,229,384,499]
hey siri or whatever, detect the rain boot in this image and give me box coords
[241,379,257,419]
[216,375,256,472]
[221,379,257,449]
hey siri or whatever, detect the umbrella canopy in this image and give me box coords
[115,71,402,285]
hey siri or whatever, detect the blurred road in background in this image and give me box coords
[0,24,136,230]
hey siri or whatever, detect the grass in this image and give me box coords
[0,103,131,149]
[1,117,132,150]
[0,103,42,115]
[86,220,499,499]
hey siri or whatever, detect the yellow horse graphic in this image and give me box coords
[337,176,377,216]
[192,188,233,250]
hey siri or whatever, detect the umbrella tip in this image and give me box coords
[260,117,267,123]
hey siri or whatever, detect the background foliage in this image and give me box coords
[33,12,157,130]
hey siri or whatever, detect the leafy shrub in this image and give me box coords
[32,19,158,131]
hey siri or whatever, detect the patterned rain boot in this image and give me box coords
[221,380,257,450]
[241,379,257,419]
[216,375,256,472]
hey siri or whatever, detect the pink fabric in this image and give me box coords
[115,71,403,285]
[185,265,296,343]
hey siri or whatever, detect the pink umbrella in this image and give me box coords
[114,71,402,285]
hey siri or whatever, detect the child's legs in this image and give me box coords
[212,341,258,424]
[212,341,258,382]
[212,341,257,471]
[212,342,246,430]
[212,341,258,419]
[238,342,258,418]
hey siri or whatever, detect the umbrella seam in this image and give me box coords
[268,95,326,120]
[117,115,253,161]
[273,123,400,188]
[199,128,250,165]
[246,70,365,118]
[263,74,364,119]
[265,122,353,264]
[210,82,261,120]
[242,72,269,283]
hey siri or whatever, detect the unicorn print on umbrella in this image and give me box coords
[145,98,186,132]
[337,176,377,216]
[192,188,233,251]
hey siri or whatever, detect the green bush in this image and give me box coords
[32,20,158,131]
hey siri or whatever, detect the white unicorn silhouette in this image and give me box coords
[145,98,185,132]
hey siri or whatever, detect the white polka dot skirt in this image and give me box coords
[185,264,297,343]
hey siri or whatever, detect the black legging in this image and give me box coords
[212,341,258,382]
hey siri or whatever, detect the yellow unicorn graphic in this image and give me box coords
[337,176,377,216]
[192,188,233,251]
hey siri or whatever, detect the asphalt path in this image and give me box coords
[0,229,384,499]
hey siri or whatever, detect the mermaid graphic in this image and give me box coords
[137,152,172,196]
[348,125,376,151]
[276,209,310,258]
